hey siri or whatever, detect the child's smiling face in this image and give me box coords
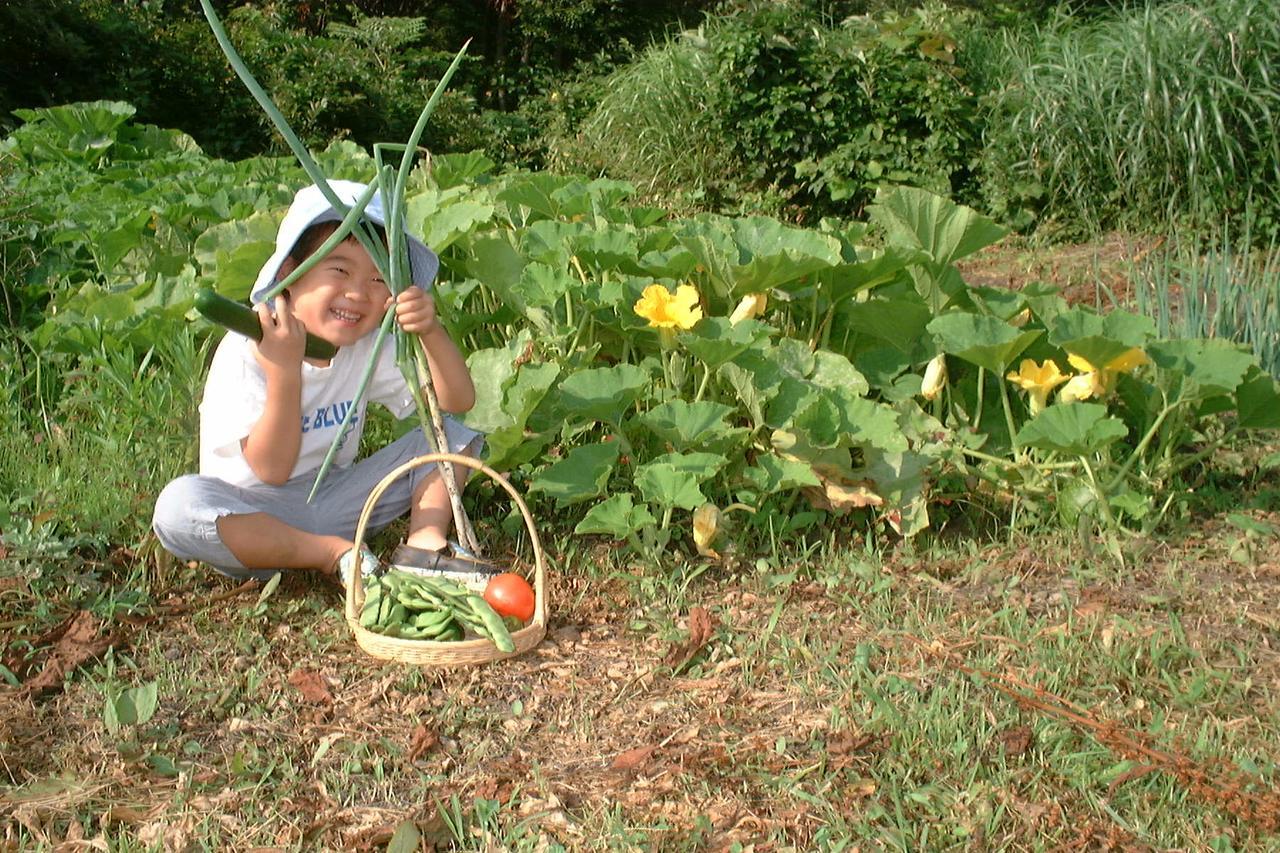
[277,235,391,349]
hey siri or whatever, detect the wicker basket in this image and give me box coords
[344,452,547,665]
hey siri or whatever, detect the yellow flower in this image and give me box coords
[921,354,947,400]
[729,292,768,325]
[634,283,703,330]
[1063,347,1149,400]
[692,503,720,558]
[1058,372,1101,404]
[1005,358,1069,415]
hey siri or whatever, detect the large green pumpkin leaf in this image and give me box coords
[1048,308,1154,349]
[465,236,527,309]
[928,313,1041,372]
[640,400,743,452]
[676,215,842,300]
[679,317,772,370]
[574,493,657,538]
[635,463,706,510]
[193,211,278,299]
[743,454,821,493]
[840,295,933,351]
[645,451,729,479]
[404,188,494,253]
[815,243,925,303]
[528,441,620,505]
[556,363,652,424]
[1236,370,1280,430]
[867,186,1007,268]
[1015,403,1128,455]
[1148,338,1256,398]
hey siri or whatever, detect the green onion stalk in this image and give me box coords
[199,0,480,555]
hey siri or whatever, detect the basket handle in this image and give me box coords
[344,452,547,628]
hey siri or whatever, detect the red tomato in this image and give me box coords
[484,573,535,623]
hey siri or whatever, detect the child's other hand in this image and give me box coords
[252,294,306,375]
[390,286,440,335]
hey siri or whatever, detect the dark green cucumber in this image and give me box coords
[194,288,338,360]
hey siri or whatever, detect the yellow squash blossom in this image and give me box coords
[729,292,768,325]
[1058,372,1098,404]
[1062,347,1150,400]
[692,503,720,558]
[921,354,947,400]
[1006,358,1069,415]
[634,283,703,330]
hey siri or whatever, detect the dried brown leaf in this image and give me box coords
[407,723,438,762]
[662,606,716,669]
[611,745,657,771]
[19,611,122,699]
[997,725,1034,757]
[287,669,333,705]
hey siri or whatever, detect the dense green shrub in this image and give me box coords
[979,0,1280,237]
[554,4,983,219]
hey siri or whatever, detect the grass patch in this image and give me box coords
[981,0,1280,237]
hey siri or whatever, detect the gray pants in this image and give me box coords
[152,421,481,580]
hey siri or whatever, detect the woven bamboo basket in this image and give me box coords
[344,452,547,665]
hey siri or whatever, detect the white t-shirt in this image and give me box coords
[198,331,417,487]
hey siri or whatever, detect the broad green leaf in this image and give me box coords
[640,400,738,451]
[1236,370,1280,430]
[721,360,779,428]
[466,236,527,308]
[556,363,652,424]
[386,821,422,853]
[520,219,586,266]
[636,245,699,280]
[790,393,908,453]
[496,172,578,220]
[927,313,1041,372]
[574,493,657,538]
[868,186,1008,268]
[645,451,729,479]
[506,362,560,425]
[856,447,932,537]
[635,463,706,510]
[1015,403,1128,455]
[519,263,575,310]
[194,211,279,299]
[816,243,925,303]
[810,351,869,397]
[464,332,532,433]
[1048,308,1154,349]
[572,227,641,274]
[485,425,552,471]
[1148,339,1256,398]
[429,150,496,188]
[679,317,772,370]
[743,454,821,493]
[840,295,933,351]
[404,190,494,253]
[676,215,843,301]
[528,441,620,505]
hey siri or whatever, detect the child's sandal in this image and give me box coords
[389,541,501,591]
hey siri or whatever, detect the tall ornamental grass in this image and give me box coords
[981,0,1280,236]
[547,32,731,204]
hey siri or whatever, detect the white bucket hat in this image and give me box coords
[250,179,439,304]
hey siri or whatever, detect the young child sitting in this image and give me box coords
[153,179,494,587]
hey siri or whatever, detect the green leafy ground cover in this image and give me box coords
[3,103,1280,848]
